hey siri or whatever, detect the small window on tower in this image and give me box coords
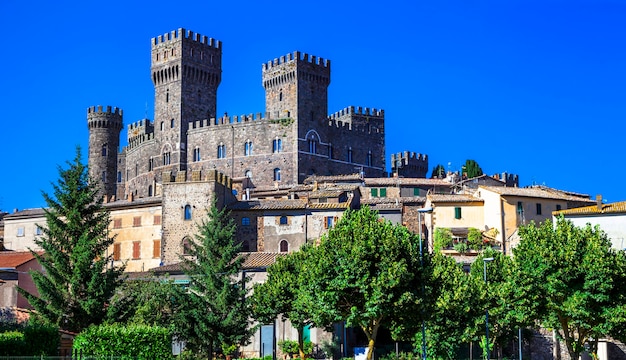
[279,91,283,101]
[102,144,107,156]
[171,119,175,128]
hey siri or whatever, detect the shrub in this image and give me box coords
[73,324,172,360]
[0,331,25,355]
[433,228,453,250]
[0,322,58,356]
[467,228,483,250]
[278,339,314,356]
[453,242,469,254]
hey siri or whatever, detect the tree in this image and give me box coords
[431,164,446,179]
[414,253,483,359]
[17,147,125,333]
[512,217,626,358]
[252,247,314,360]
[301,206,425,360]
[463,159,483,178]
[174,199,253,356]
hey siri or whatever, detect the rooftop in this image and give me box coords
[554,201,626,216]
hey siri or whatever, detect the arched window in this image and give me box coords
[135,163,139,177]
[193,148,201,162]
[170,119,175,128]
[160,121,164,131]
[367,151,372,166]
[101,144,107,156]
[347,147,353,163]
[308,139,317,154]
[279,240,289,253]
[117,171,122,183]
[244,140,253,156]
[274,168,281,181]
[273,138,282,153]
[184,205,192,220]
[279,91,283,101]
[166,89,170,103]
[182,237,192,255]
[279,216,288,225]
[245,170,252,178]
[163,152,171,165]
[328,143,333,159]
[217,144,226,159]
[148,185,153,197]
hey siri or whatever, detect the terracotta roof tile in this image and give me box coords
[303,174,363,184]
[228,199,307,211]
[0,251,39,268]
[308,202,351,210]
[554,201,626,216]
[479,186,594,202]
[428,194,483,203]
[149,252,285,274]
[365,178,452,187]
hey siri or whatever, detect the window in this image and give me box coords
[148,185,153,197]
[274,168,281,181]
[347,147,353,163]
[279,216,288,225]
[163,152,171,165]
[273,138,282,153]
[536,203,542,215]
[113,218,122,229]
[170,119,175,128]
[153,215,161,225]
[413,188,420,196]
[556,204,562,211]
[184,205,192,220]
[102,171,107,183]
[367,151,372,166]
[517,201,524,215]
[182,237,192,255]
[308,139,317,154]
[133,216,141,227]
[153,240,161,259]
[160,121,164,131]
[149,158,154,171]
[245,170,252,178]
[35,226,43,236]
[217,144,226,159]
[371,188,378,197]
[102,144,107,156]
[455,207,462,219]
[117,171,122,183]
[135,163,139,177]
[380,188,387,197]
[279,91,283,101]
[193,148,201,162]
[132,241,141,260]
[328,143,333,159]
[242,217,251,226]
[113,243,121,261]
[279,240,289,252]
[324,216,338,229]
[166,89,169,103]
[244,141,253,156]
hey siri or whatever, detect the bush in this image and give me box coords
[467,228,483,250]
[73,323,172,360]
[453,242,469,254]
[433,228,453,250]
[278,339,314,356]
[0,331,25,355]
[0,322,59,356]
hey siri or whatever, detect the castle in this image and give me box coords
[87,28,408,203]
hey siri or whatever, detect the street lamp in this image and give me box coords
[417,207,433,360]
[483,257,494,360]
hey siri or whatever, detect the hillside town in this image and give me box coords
[1,28,625,360]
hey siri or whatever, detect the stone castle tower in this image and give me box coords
[88,28,386,202]
[87,105,123,200]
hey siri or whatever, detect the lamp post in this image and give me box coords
[483,257,494,360]
[417,207,433,360]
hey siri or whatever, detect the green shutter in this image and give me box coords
[413,188,419,196]
[371,188,378,197]
[455,207,461,219]
[380,188,387,197]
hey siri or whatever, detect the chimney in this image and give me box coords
[596,194,602,211]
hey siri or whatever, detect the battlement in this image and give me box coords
[87,105,123,130]
[189,113,269,130]
[328,106,384,120]
[162,169,232,188]
[391,151,429,178]
[262,51,330,72]
[128,119,152,130]
[152,28,221,49]
[492,172,519,187]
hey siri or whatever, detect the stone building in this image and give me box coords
[88,28,387,204]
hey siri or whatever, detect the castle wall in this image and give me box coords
[187,117,298,186]
[87,106,122,200]
[161,170,235,265]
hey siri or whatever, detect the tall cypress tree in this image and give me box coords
[18,147,124,333]
[173,199,253,356]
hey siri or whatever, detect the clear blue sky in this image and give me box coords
[1,0,625,212]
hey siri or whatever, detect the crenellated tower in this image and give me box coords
[87,105,123,200]
[262,51,330,141]
[151,28,222,172]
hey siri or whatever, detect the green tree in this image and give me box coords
[468,249,523,360]
[512,217,626,358]
[17,147,124,333]
[463,160,483,178]
[174,199,253,356]
[252,246,314,360]
[301,206,426,360]
[414,253,482,359]
[431,164,446,179]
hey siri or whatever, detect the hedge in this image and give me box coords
[73,324,172,360]
[0,323,59,356]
